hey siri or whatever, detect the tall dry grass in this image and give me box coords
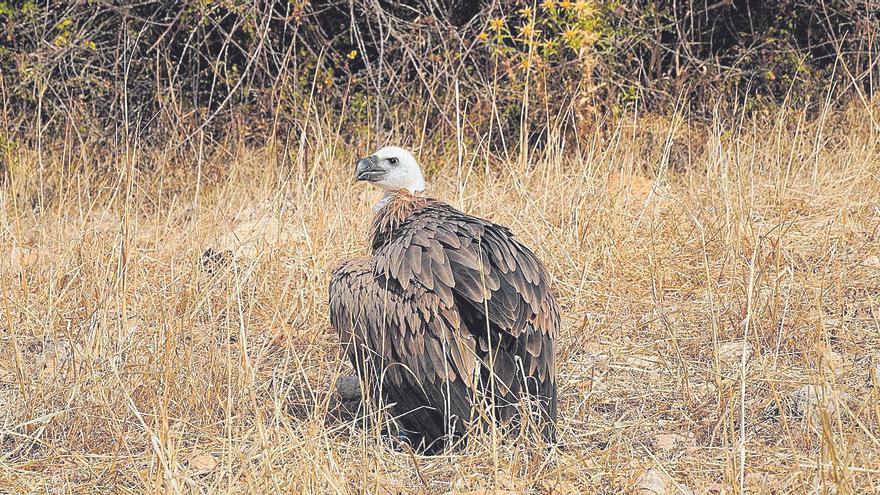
[1,104,879,494]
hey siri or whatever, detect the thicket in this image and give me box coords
[0,0,877,152]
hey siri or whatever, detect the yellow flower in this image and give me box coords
[519,7,532,17]
[489,18,504,30]
[519,24,536,38]
[477,31,488,41]
[541,0,556,9]
[347,50,357,60]
[560,0,571,8]
[521,58,531,70]
[562,29,581,48]
[575,0,591,12]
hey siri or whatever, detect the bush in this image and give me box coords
[0,0,876,148]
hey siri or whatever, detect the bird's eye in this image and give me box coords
[388,157,399,166]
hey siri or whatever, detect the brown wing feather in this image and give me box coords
[329,257,478,449]
[371,200,558,442]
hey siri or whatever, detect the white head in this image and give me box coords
[354,146,425,194]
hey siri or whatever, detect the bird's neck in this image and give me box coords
[373,191,395,212]
[370,189,431,251]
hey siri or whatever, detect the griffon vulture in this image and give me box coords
[329,146,558,452]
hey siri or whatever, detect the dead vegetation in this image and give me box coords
[1,107,879,494]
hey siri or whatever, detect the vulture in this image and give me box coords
[329,146,558,452]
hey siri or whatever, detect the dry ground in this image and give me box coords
[1,111,879,494]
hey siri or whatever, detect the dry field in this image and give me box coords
[1,110,879,494]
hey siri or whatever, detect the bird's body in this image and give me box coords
[329,147,558,452]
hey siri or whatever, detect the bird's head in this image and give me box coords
[354,146,425,194]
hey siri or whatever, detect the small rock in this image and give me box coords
[10,244,39,273]
[189,452,218,473]
[583,342,609,358]
[809,482,838,495]
[717,341,753,367]
[633,468,673,495]
[578,342,610,369]
[653,433,691,452]
[704,481,727,494]
[744,471,770,489]
[126,316,144,333]
[639,306,679,330]
[821,350,847,373]
[36,341,72,381]
[368,474,408,495]
[619,354,663,376]
[695,380,720,398]
[822,318,841,329]
[862,256,880,268]
[789,384,850,418]
[336,375,361,401]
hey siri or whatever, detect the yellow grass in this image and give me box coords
[1,108,879,494]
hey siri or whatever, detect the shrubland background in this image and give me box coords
[1,1,879,494]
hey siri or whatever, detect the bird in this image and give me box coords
[329,146,558,453]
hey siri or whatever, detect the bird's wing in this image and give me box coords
[374,202,556,342]
[373,202,558,429]
[329,258,478,441]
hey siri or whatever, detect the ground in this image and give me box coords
[1,112,879,494]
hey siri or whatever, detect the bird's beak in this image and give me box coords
[355,155,383,182]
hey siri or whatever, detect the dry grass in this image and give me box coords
[1,108,879,494]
